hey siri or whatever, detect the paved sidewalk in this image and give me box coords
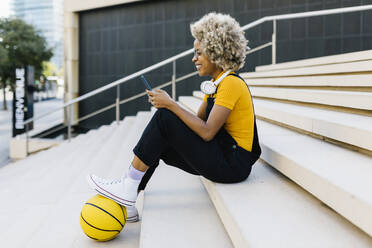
[0,99,12,167]
[0,94,63,168]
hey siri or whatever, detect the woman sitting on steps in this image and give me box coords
[87,12,261,223]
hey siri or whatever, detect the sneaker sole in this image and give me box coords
[126,214,140,223]
[87,175,136,207]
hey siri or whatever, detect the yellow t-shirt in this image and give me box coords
[203,71,255,151]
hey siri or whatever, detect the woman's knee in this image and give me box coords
[155,108,184,129]
[156,108,176,120]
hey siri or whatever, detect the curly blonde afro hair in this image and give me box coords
[190,12,248,71]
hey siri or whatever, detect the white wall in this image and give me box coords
[64,0,143,12]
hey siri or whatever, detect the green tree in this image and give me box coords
[42,61,58,78]
[0,18,53,110]
[0,43,11,110]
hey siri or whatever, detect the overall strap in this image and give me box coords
[228,73,244,81]
[227,73,261,157]
[227,73,256,114]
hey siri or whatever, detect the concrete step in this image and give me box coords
[107,111,154,181]
[0,128,105,187]
[241,74,372,87]
[179,95,372,241]
[179,96,202,113]
[0,124,110,179]
[249,87,372,110]
[0,126,113,191]
[192,91,203,100]
[10,137,63,160]
[93,111,153,179]
[26,124,121,201]
[202,161,372,247]
[69,116,137,195]
[253,98,372,151]
[140,163,233,248]
[25,116,141,248]
[192,92,372,151]
[0,123,115,185]
[18,109,64,138]
[257,119,372,237]
[255,49,372,72]
[241,60,372,78]
[70,112,153,247]
[0,123,122,247]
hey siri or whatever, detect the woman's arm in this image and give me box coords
[197,101,207,121]
[147,89,230,141]
[169,101,230,141]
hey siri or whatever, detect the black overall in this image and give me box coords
[135,74,261,191]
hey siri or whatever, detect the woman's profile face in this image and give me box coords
[192,40,220,78]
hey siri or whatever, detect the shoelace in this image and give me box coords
[109,179,123,185]
[93,175,124,185]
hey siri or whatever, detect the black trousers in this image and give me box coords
[134,109,259,191]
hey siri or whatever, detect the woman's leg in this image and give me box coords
[88,109,203,207]
[138,146,200,191]
[133,109,250,183]
[88,109,251,207]
[132,156,148,172]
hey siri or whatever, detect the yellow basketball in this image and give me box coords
[80,195,127,241]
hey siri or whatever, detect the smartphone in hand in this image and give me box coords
[140,75,152,91]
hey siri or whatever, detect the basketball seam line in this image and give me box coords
[85,233,98,240]
[85,203,124,227]
[80,213,121,232]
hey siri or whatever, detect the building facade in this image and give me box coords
[12,0,64,68]
[64,0,372,130]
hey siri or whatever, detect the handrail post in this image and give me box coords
[172,60,176,100]
[68,105,72,142]
[116,85,120,125]
[25,123,29,156]
[272,19,277,64]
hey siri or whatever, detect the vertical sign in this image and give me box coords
[12,66,34,137]
[13,68,26,136]
[26,66,34,124]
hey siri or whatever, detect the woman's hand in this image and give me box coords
[147,89,174,109]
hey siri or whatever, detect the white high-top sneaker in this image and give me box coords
[126,205,139,223]
[87,174,139,207]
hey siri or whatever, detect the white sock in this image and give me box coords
[127,164,146,181]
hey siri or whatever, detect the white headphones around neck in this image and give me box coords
[200,70,231,95]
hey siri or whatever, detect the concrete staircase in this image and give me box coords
[0,109,232,248]
[181,49,372,247]
[0,114,145,247]
[1,49,372,247]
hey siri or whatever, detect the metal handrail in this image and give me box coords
[246,42,272,56]
[77,71,198,124]
[32,71,199,138]
[240,4,372,31]
[23,48,194,126]
[22,4,372,155]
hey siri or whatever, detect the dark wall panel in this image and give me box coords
[79,0,371,129]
